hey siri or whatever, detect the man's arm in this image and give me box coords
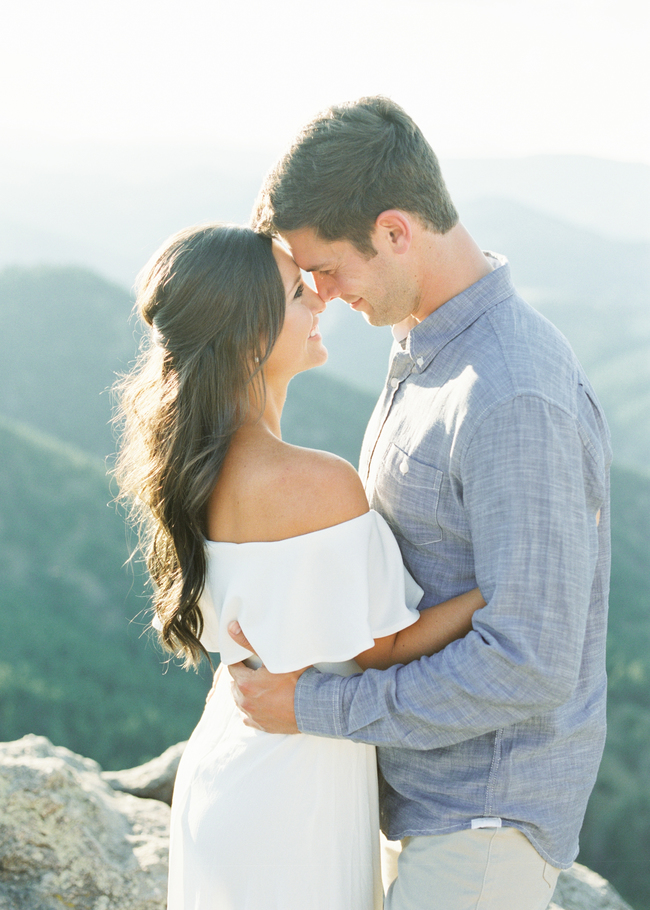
[293,396,608,749]
[228,583,485,731]
[229,397,608,745]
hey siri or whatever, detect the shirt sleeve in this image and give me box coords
[295,395,609,748]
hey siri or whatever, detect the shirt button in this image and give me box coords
[400,460,409,474]
[417,357,424,367]
[390,378,399,389]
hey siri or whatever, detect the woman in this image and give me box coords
[114,224,484,909]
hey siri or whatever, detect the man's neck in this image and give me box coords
[412,223,494,322]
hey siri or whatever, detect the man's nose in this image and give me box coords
[314,273,340,303]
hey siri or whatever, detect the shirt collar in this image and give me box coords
[391,252,514,371]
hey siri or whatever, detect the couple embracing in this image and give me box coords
[115,97,611,910]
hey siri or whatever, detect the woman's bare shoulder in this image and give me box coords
[258,443,368,539]
[234,442,368,542]
[208,432,368,542]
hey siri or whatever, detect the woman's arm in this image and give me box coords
[354,588,485,671]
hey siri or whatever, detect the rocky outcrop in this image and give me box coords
[101,741,186,807]
[551,863,635,910]
[0,734,636,910]
[0,735,169,910]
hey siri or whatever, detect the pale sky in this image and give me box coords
[2,0,649,166]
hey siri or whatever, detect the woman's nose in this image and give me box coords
[307,285,327,313]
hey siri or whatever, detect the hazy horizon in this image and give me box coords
[3,0,648,167]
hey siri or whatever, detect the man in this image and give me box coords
[228,96,611,910]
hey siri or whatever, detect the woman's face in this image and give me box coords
[264,242,328,381]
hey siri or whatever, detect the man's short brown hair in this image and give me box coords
[251,96,459,256]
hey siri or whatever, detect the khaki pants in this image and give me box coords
[382,827,561,910]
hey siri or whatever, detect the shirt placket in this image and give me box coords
[362,350,414,487]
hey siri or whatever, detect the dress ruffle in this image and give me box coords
[199,510,422,672]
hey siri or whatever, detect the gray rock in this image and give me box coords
[0,735,169,910]
[102,740,186,806]
[551,862,635,910]
[0,735,635,910]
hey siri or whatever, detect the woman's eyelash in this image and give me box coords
[294,283,304,299]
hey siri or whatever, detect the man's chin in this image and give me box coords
[362,311,392,328]
[350,301,391,327]
[353,304,379,326]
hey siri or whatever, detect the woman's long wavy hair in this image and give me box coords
[113,224,285,668]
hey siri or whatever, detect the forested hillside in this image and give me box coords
[580,464,650,906]
[0,266,136,458]
[0,415,209,768]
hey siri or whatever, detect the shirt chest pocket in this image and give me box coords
[373,444,444,546]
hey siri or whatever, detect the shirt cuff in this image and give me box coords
[295,667,349,737]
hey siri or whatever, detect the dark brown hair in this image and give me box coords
[113,224,284,667]
[252,95,459,256]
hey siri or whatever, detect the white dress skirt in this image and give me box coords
[167,510,422,910]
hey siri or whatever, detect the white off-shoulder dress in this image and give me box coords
[167,510,422,910]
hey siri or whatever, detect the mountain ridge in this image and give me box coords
[1,153,648,285]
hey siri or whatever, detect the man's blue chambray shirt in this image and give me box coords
[295,255,611,869]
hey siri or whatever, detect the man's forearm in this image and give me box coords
[297,398,604,750]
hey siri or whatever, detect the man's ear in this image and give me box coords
[374,210,413,254]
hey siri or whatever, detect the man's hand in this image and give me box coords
[227,621,306,734]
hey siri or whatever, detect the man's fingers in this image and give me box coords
[228,661,257,715]
[227,661,304,734]
[228,660,255,684]
[228,620,254,652]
